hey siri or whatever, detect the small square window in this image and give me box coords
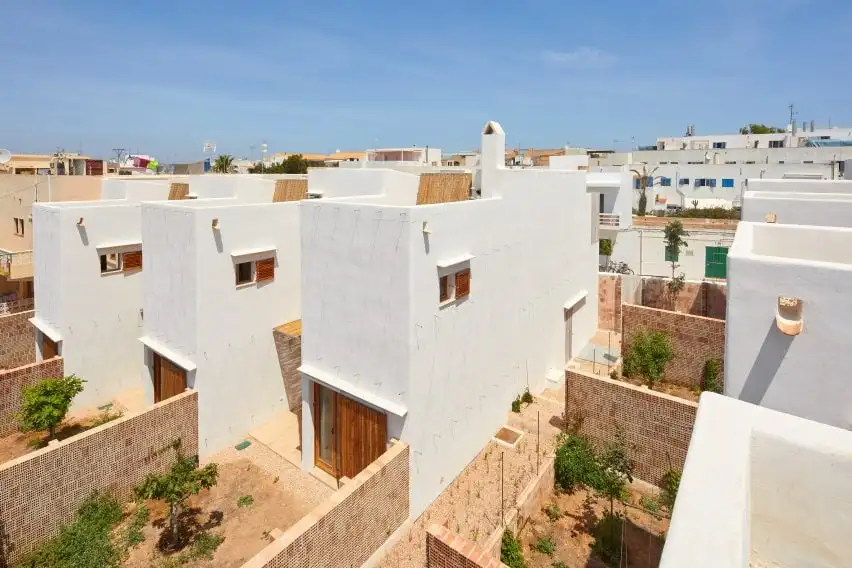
[235,261,254,285]
[100,252,122,273]
[13,218,24,236]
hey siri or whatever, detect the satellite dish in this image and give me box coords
[0,149,11,164]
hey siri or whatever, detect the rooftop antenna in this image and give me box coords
[788,103,797,126]
[112,148,126,171]
[0,149,11,165]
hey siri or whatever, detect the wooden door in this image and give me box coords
[312,384,388,479]
[153,352,186,403]
[336,392,387,479]
[42,335,58,359]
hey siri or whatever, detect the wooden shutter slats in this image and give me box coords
[123,250,143,271]
[455,269,471,299]
[256,257,275,282]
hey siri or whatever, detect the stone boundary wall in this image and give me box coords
[0,390,198,564]
[426,524,507,568]
[565,370,697,486]
[598,274,622,331]
[0,356,63,436]
[641,278,727,319]
[242,441,410,568]
[597,275,727,324]
[0,310,35,370]
[480,458,555,561]
[622,304,725,390]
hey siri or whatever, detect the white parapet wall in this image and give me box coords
[742,190,852,227]
[661,393,852,568]
[746,178,852,194]
[725,222,852,429]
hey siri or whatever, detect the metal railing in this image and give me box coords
[599,213,620,228]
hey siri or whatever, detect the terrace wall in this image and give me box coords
[0,356,63,436]
[0,310,35,370]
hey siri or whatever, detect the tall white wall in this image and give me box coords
[726,223,852,429]
[308,167,419,202]
[34,202,146,409]
[746,178,852,194]
[193,203,301,454]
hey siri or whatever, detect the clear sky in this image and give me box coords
[3,0,851,161]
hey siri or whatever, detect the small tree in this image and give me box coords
[597,427,635,515]
[18,375,85,439]
[212,154,235,173]
[599,238,613,262]
[663,220,689,280]
[135,454,219,549]
[624,331,673,389]
[691,199,699,210]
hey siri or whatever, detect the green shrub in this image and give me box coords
[702,359,722,393]
[599,238,613,257]
[16,493,123,568]
[554,434,600,492]
[521,388,533,405]
[124,503,149,548]
[532,536,556,556]
[623,331,673,389]
[552,562,568,568]
[544,503,562,521]
[501,529,526,568]
[511,397,521,413]
[665,207,740,220]
[661,469,682,510]
[237,495,254,508]
[188,532,224,560]
[591,512,623,567]
[18,375,86,439]
[640,494,661,516]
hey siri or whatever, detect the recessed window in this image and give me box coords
[100,252,121,273]
[721,178,735,188]
[438,268,471,305]
[235,261,254,285]
[13,218,24,236]
[712,141,727,149]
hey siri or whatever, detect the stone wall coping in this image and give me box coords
[0,388,197,472]
[0,354,61,377]
[622,302,725,326]
[566,368,699,409]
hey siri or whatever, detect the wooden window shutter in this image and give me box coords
[123,250,142,271]
[455,269,470,299]
[256,257,275,282]
[439,275,449,302]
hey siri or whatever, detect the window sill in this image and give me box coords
[100,269,123,276]
[235,281,256,289]
[439,297,456,309]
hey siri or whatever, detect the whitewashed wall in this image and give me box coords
[607,228,735,279]
[33,201,147,410]
[726,223,852,429]
[742,191,852,226]
[746,178,852,194]
[142,200,302,454]
[300,122,598,517]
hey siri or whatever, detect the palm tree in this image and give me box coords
[629,165,659,216]
[212,154,236,173]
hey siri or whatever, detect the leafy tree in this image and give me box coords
[18,375,85,439]
[702,359,722,393]
[739,124,786,135]
[212,154,236,173]
[135,455,219,549]
[623,331,673,389]
[597,427,635,515]
[554,434,600,492]
[630,165,659,216]
[660,469,682,510]
[599,238,613,259]
[663,220,689,280]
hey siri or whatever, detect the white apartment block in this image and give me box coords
[365,146,442,166]
[299,121,606,517]
[655,123,852,151]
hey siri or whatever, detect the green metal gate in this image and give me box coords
[705,246,729,279]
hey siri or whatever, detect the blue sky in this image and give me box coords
[3,0,851,161]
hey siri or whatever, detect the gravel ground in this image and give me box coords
[378,385,565,568]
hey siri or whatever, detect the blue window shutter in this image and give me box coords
[722,178,734,188]
[710,179,717,187]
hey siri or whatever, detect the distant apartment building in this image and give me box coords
[655,122,852,151]
[365,146,442,165]
[0,153,106,176]
[298,121,612,517]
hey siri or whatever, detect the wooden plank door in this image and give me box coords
[313,383,337,476]
[336,393,387,479]
[153,352,186,403]
[42,335,58,359]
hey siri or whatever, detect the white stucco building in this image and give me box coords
[365,147,442,166]
[661,392,852,568]
[298,121,601,517]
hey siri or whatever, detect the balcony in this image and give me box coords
[0,250,33,280]
[599,213,620,228]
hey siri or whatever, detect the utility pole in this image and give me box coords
[112,148,126,174]
[788,103,797,126]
